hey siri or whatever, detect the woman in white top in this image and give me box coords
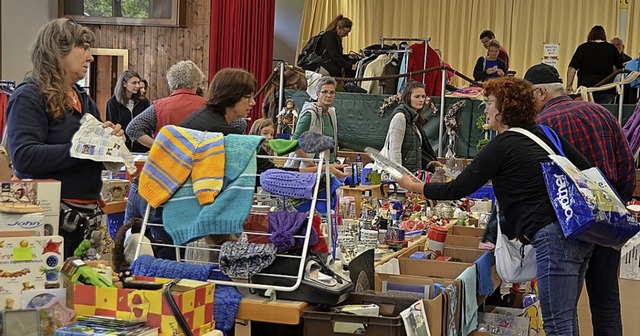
[384,81,437,173]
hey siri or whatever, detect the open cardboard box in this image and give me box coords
[445,234,483,249]
[449,225,484,237]
[373,273,461,336]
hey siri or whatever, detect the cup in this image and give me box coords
[360,167,372,185]
[369,172,382,184]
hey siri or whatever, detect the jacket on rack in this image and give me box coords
[406,42,443,96]
[105,95,150,152]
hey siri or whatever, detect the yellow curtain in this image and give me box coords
[298,0,619,86]
[627,0,639,59]
[510,0,619,82]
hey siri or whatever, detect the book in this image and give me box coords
[55,316,158,336]
[400,299,431,336]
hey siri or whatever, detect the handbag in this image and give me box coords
[494,203,537,283]
[510,126,640,250]
[59,200,103,233]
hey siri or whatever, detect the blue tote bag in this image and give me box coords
[510,126,640,250]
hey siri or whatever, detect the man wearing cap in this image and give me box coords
[525,63,635,336]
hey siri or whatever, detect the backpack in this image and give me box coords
[297,33,325,71]
[625,59,640,88]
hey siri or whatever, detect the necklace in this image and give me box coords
[66,91,78,104]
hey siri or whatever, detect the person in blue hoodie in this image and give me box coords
[6,18,124,258]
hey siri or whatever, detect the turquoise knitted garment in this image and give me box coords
[163,134,263,245]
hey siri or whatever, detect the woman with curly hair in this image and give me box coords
[396,77,593,336]
[6,18,124,258]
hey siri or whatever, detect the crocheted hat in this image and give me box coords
[293,176,343,213]
[260,169,316,199]
[267,211,316,252]
[219,240,277,277]
[269,139,299,155]
[298,131,335,153]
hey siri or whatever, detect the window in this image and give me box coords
[59,0,186,27]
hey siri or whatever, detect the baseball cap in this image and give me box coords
[523,63,562,84]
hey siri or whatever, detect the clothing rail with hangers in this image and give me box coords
[354,48,413,84]
[380,37,430,84]
[134,150,337,301]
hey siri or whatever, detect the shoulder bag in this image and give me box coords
[510,126,640,250]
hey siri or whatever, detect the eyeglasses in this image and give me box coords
[319,90,336,95]
[242,95,254,101]
[483,99,497,108]
[531,87,543,95]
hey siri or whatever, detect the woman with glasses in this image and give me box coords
[286,76,340,169]
[383,81,437,173]
[180,67,255,134]
[6,18,124,258]
[396,77,594,336]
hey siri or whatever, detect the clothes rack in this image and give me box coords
[134,151,335,301]
[380,37,430,83]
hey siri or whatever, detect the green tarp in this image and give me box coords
[284,90,636,158]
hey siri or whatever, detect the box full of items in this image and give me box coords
[303,292,445,336]
[63,258,215,336]
[0,180,61,235]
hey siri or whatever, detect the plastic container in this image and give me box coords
[303,293,415,336]
[107,212,125,239]
[426,225,449,257]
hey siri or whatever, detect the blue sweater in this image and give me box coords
[7,80,105,200]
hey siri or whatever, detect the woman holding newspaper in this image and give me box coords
[6,19,124,258]
[396,77,592,336]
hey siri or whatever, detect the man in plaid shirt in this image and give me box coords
[525,63,636,336]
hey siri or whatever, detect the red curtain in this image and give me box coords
[209,0,275,124]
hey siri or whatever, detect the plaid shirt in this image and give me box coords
[536,95,636,201]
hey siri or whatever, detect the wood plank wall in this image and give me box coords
[86,0,210,103]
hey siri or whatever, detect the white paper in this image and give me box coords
[400,299,431,336]
[70,114,137,175]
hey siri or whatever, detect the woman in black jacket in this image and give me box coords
[106,70,150,152]
[320,15,357,77]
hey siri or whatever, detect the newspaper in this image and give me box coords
[69,114,137,175]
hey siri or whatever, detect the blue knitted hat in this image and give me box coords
[293,176,343,213]
[163,135,263,245]
[260,169,316,199]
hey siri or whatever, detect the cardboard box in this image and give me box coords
[0,235,64,311]
[0,180,61,235]
[481,304,544,335]
[0,212,45,235]
[73,277,214,336]
[374,273,460,336]
[450,225,484,237]
[445,234,483,249]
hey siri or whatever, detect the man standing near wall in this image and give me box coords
[479,29,509,69]
[525,63,636,336]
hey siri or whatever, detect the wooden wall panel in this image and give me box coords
[87,0,210,102]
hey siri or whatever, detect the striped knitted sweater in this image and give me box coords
[139,125,225,208]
